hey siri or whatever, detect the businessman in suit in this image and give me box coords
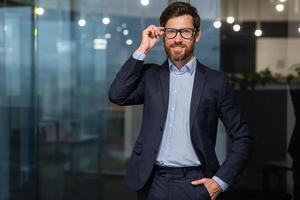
[108,2,253,200]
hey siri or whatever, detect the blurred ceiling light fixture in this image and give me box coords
[140,0,149,6]
[116,26,122,32]
[232,0,242,32]
[276,3,285,12]
[279,0,286,2]
[126,39,133,45]
[226,16,235,24]
[102,17,110,25]
[78,19,86,27]
[123,29,129,35]
[233,24,241,32]
[213,20,222,29]
[298,27,300,33]
[105,33,112,39]
[35,7,45,15]
[255,29,262,37]
[255,0,262,37]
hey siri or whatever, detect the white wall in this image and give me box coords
[256,38,300,75]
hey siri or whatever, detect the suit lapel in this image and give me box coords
[159,60,207,129]
[190,62,207,130]
[159,60,170,117]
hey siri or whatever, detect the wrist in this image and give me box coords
[137,46,149,54]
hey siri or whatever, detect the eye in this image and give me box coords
[181,29,192,33]
[166,29,176,34]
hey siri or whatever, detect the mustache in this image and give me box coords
[170,43,186,48]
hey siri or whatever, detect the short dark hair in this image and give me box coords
[159,1,201,31]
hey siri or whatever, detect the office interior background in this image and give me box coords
[0,0,300,199]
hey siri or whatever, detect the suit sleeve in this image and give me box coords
[215,75,254,186]
[108,56,145,106]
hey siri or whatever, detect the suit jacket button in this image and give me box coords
[160,124,163,131]
[154,149,158,154]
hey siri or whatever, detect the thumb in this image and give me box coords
[191,178,206,185]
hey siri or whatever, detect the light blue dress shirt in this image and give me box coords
[156,57,200,167]
[132,50,229,191]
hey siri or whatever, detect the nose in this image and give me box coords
[174,32,183,43]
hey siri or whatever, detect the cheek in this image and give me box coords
[163,39,172,46]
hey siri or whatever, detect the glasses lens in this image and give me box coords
[180,29,193,39]
[165,29,177,39]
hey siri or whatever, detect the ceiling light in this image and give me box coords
[255,29,262,37]
[126,39,133,45]
[298,27,300,33]
[279,0,286,2]
[213,20,222,29]
[102,17,110,25]
[105,33,112,39]
[233,24,241,32]
[116,26,122,32]
[35,7,45,15]
[78,19,86,27]
[123,29,129,35]
[226,16,235,24]
[276,4,285,12]
[140,0,149,6]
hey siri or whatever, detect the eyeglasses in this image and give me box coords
[163,28,196,39]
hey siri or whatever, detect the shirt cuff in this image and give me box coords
[212,176,229,192]
[132,50,147,61]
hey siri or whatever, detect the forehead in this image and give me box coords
[165,15,194,28]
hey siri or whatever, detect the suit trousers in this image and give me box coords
[137,165,211,200]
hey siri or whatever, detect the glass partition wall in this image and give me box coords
[3,0,299,200]
[0,0,221,199]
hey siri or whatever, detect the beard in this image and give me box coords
[164,39,195,63]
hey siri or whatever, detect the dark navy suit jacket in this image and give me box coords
[108,56,254,191]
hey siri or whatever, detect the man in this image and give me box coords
[108,2,254,200]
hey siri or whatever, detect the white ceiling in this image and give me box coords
[10,0,300,21]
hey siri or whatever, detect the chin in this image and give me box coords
[171,56,185,62]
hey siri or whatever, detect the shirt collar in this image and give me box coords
[168,56,197,75]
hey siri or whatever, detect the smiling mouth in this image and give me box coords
[171,46,185,53]
[173,46,183,49]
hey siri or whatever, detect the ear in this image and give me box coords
[195,30,201,42]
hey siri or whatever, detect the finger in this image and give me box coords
[146,27,154,38]
[152,27,159,38]
[143,28,151,37]
[146,25,162,38]
[144,25,154,34]
[191,178,206,185]
[148,29,156,38]
[154,27,161,37]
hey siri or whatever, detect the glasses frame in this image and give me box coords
[163,28,196,39]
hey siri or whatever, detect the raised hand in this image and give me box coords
[137,25,164,54]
